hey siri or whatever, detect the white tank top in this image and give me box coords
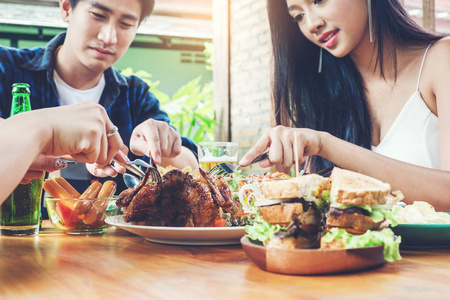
[371,43,440,169]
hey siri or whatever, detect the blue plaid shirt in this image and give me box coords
[0,32,197,193]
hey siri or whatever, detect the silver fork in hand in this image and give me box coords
[128,157,162,183]
[143,157,162,183]
[113,157,162,183]
[208,151,269,176]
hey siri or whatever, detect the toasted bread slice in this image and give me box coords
[261,174,329,200]
[330,168,391,206]
[259,203,303,226]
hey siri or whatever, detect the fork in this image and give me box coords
[305,166,334,177]
[143,157,162,183]
[112,157,145,178]
[127,157,162,183]
[113,157,162,183]
[209,151,269,176]
[127,158,151,168]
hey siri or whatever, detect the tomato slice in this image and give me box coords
[236,212,250,216]
[214,219,227,227]
[56,202,78,229]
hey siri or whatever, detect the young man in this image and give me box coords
[0,0,199,193]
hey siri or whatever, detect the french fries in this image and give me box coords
[157,165,193,176]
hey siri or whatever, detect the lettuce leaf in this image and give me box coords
[245,190,329,242]
[373,207,400,226]
[313,190,330,212]
[321,190,330,202]
[245,213,284,243]
[322,227,402,262]
[224,170,243,193]
[245,204,285,243]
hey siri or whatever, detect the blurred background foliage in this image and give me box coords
[121,42,216,144]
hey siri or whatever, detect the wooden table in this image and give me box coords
[0,221,449,300]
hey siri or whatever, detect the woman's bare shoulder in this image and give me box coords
[429,37,450,61]
[416,38,450,114]
[424,37,450,81]
[427,37,450,105]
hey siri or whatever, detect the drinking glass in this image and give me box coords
[198,142,238,172]
[0,173,45,236]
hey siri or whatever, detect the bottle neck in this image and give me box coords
[10,95,31,116]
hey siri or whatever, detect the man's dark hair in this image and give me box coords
[69,0,155,23]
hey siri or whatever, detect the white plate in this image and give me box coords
[105,215,246,246]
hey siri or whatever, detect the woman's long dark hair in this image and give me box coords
[267,0,443,172]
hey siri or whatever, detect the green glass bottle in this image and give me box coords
[0,83,44,236]
[10,83,32,116]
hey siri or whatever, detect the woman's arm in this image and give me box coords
[241,126,450,212]
[319,132,450,212]
[0,113,48,201]
[0,102,124,203]
[429,38,450,171]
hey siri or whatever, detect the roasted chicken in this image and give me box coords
[116,168,243,227]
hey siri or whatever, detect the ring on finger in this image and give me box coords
[107,126,119,137]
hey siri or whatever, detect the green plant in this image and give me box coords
[204,42,213,71]
[120,68,217,144]
[120,42,216,144]
[166,76,217,143]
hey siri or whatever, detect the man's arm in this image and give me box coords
[160,145,198,170]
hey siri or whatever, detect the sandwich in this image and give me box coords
[245,174,331,249]
[321,168,403,262]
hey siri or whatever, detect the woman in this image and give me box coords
[240,0,450,211]
[0,101,125,202]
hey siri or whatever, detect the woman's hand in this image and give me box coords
[86,148,128,177]
[129,119,182,165]
[19,154,69,184]
[239,126,324,168]
[0,101,125,202]
[39,101,124,166]
[17,101,125,182]
[15,101,126,182]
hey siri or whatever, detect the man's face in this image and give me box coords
[63,0,142,73]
